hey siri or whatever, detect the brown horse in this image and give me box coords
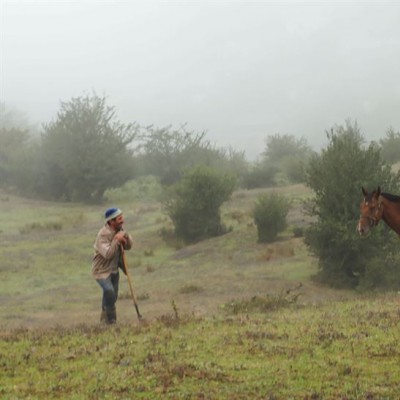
[357,187,400,235]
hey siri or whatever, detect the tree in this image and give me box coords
[262,134,313,184]
[242,161,278,189]
[135,125,248,185]
[165,166,236,243]
[0,104,40,192]
[305,120,400,289]
[40,93,138,202]
[379,128,400,164]
[0,128,30,187]
[0,102,31,130]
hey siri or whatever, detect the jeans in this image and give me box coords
[96,272,119,311]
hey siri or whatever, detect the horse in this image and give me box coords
[357,186,400,236]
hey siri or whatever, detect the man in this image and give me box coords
[92,207,133,324]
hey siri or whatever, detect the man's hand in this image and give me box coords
[114,231,127,245]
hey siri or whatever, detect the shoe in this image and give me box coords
[106,307,117,324]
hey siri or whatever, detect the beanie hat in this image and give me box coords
[105,207,122,222]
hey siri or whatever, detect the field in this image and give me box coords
[1,183,400,399]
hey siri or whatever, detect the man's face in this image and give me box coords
[110,214,124,231]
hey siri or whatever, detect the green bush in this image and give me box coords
[253,192,290,243]
[104,176,163,203]
[165,166,236,244]
[379,128,400,164]
[305,120,400,289]
[242,162,277,189]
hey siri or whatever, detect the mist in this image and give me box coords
[2,1,400,159]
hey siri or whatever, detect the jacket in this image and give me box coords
[92,224,133,280]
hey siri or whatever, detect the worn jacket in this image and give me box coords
[92,224,133,280]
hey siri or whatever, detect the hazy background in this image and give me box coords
[2,0,400,159]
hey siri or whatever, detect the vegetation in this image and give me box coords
[379,127,400,164]
[242,162,277,189]
[4,96,400,397]
[253,192,290,243]
[262,133,313,183]
[305,120,400,289]
[242,134,313,189]
[2,295,400,399]
[135,125,247,186]
[40,93,138,202]
[2,175,400,398]
[164,166,236,243]
[0,127,31,187]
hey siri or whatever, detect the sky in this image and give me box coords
[1,0,400,159]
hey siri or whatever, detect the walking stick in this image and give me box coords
[120,245,142,321]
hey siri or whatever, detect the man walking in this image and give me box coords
[92,207,133,324]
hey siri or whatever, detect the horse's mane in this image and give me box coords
[381,192,400,203]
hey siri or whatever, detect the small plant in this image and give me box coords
[223,284,302,315]
[159,226,186,249]
[292,226,304,237]
[137,292,150,301]
[62,212,87,228]
[143,248,154,257]
[179,284,203,294]
[253,192,290,243]
[157,299,181,327]
[145,265,155,273]
[19,220,63,234]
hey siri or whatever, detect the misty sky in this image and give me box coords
[2,1,400,159]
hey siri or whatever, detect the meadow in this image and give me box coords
[1,182,400,399]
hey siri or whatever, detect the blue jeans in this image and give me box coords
[96,272,119,311]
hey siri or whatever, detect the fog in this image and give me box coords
[2,1,400,159]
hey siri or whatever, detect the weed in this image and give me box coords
[159,226,186,249]
[179,284,203,294]
[145,264,155,273]
[19,220,63,234]
[157,299,181,327]
[137,292,150,301]
[143,248,154,257]
[225,209,248,224]
[61,212,87,228]
[223,284,303,315]
[257,242,295,261]
[292,225,304,237]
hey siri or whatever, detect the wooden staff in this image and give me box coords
[120,244,142,320]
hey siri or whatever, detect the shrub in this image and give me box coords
[292,226,304,237]
[223,284,302,315]
[253,192,290,243]
[242,162,277,189]
[165,166,236,243]
[305,120,400,289]
[19,221,63,234]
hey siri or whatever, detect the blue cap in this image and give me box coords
[105,207,122,222]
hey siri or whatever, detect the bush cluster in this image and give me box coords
[253,193,290,243]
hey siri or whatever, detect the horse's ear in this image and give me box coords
[362,187,367,196]
[377,186,381,196]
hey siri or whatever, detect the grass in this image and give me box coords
[0,184,338,329]
[1,296,400,399]
[3,183,400,398]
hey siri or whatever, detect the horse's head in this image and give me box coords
[357,186,384,235]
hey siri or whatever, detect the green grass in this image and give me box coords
[1,296,400,399]
[3,183,399,398]
[0,184,321,326]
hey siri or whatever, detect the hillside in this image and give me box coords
[0,184,353,329]
[2,185,400,399]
